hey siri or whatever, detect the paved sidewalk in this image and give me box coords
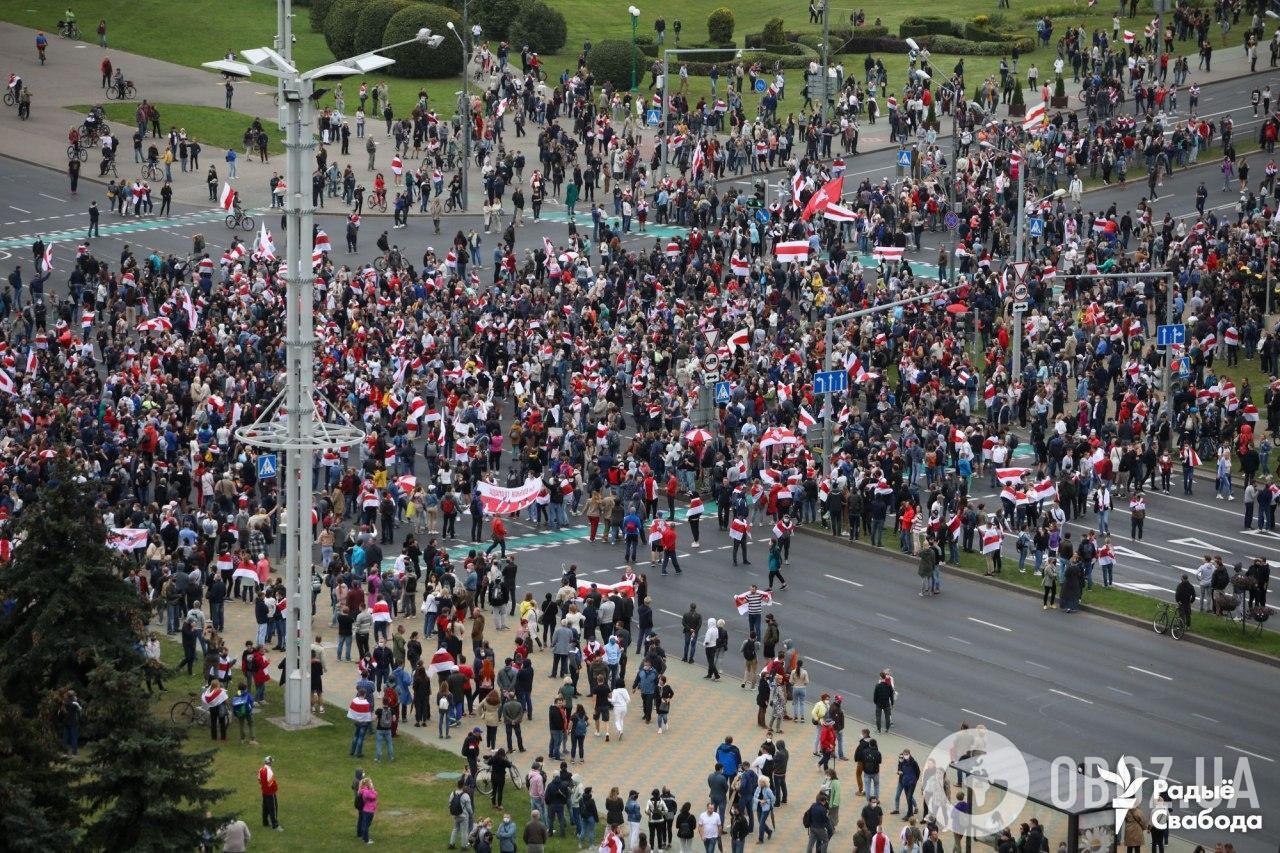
[0,20,1265,218]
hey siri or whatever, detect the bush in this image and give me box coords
[508,1,567,54]
[309,0,335,31]
[835,34,910,54]
[899,16,957,38]
[1054,76,1066,97]
[924,34,1034,55]
[382,3,463,78]
[478,0,523,42]
[586,38,639,91]
[707,7,735,44]
[354,0,409,55]
[963,21,1008,42]
[762,17,785,46]
[323,0,364,59]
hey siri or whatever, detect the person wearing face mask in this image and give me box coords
[495,812,517,852]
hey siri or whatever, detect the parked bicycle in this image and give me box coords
[67,142,88,162]
[1152,601,1186,640]
[56,20,81,39]
[170,692,211,727]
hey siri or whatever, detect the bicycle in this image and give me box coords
[3,89,15,108]
[475,756,524,797]
[170,693,211,727]
[368,193,388,213]
[57,21,81,39]
[141,162,162,181]
[372,254,389,273]
[225,208,255,231]
[100,157,118,178]
[1152,601,1186,640]
[67,143,88,162]
[529,66,547,83]
[106,81,137,101]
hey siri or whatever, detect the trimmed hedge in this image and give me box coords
[900,16,958,38]
[963,21,1011,42]
[924,34,1035,55]
[309,0,335,32]
[354,0,409,55]
[586,38,639,92]
[834,34,910,54]
[707,8,735,44]
[509,1,568,54]
[323,0,364,59]
[382,3,464,78]
[762,17,785,46]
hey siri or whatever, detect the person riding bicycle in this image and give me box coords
[387,244,403,271]
[376,230,390,255]
[112,68,126,100]
[372,172,387,207]
[6,73,21,101]
[59,9,76,37]
[230,192,245,221]
[35,31,48,62]
[68,125,81,149]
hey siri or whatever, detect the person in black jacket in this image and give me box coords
[1175,574,1197,627]
[872,674,895,732]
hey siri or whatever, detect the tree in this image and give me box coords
[0,470,147,713]
[323,0,365,59]
[707,7,735,45]
[508,1,568,54]
[478,0,523,42]
[79,664,227,852]
[0,705,81,851]
[382,4,464,78]
[309,0,335,31]
[586,39,638,92]
[354,0,410,55]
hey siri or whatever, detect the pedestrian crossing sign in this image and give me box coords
[257,453,278,479]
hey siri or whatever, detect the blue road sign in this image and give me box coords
[256,453,278,479]
[896,149,913,168]
[1156,324,1186,346]
[645,108,661,126]
[755,208,771,225]
[754,78,767,92]
[943,211,960,231]
[813,369,848,395]
[714,381,732,405]
[1174,356,1191,378]
[1027,217,1045,238]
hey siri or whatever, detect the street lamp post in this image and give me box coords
[1011,172,1065,385]
[445,18,480,212]
[629,6,641,94]
[203,23,441,728]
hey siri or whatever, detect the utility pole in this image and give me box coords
[460,3,471,212]
[819,0,831,123]
[1012,147,1026,381]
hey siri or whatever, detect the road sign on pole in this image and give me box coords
[896,149,913,168]
[1011,260,1031,281]
[645,108,661,126]
[257,453,278,479]
[1156,324,1186,347]
[714,381,732,405]
[813,369,848,396]
[1027,217,1045,238]
[943,211,960,231]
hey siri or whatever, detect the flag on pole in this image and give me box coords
[774,240,810,262]
[1021,101,1047,131]
[218,182,235,211]
[1122,30,1135,43]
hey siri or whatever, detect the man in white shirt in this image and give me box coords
[1196,556,1215,612]
[696,802,722,848]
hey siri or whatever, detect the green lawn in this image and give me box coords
[3,0,1223,133]
[151,645,577,852]
[805,524,1280,657]
[71,102,285,154]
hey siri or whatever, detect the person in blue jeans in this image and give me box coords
[373,700,395,762]
[622,511,642,562]
[755,779,776,842]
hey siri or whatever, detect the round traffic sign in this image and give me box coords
[943,211,960,231]
[1013,283,1029,301]
[703,353,720,373]
[754,78,767,92]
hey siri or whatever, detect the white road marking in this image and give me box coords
[659,609,682,619]
[8,206,29,214]
[38,193,65,202]
[890,638,932,653]
[919,718,944,727]
[1107,686,1134,696]
[1191,712,1219,723]
[1049,688,1093,705]
[1224,745,1274,763]
[876,612,899,622]
[806,657,846,671]
[967,617,1012,632]
[1127,665,1173,681]
[1023,660,1049,669]
[960,708,1007,726]
[527,580,543,586]
[823,573,863,587]
[947,636,972,645]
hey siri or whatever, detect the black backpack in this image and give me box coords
[449,791,463,816]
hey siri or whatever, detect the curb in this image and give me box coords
[796,522,1280,668]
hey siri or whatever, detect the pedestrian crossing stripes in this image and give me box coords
[0,208,255,251]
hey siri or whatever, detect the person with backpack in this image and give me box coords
[231,683,258,745]
[857,737,883,800]
[448,779,473,848]
[441,488,458,539]
[622,509,643,563]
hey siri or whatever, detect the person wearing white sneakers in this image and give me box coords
[655,674,674,734]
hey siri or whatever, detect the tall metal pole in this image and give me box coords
[819,0,831,123]
[1011,146,1026,381]
[630,11,639,94]
[661,49,670,178]
[822,322,834,471]
[948,111,959,284]
[459,1,471,212]
[282,83,316,728]
[1163,271,1174,403]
